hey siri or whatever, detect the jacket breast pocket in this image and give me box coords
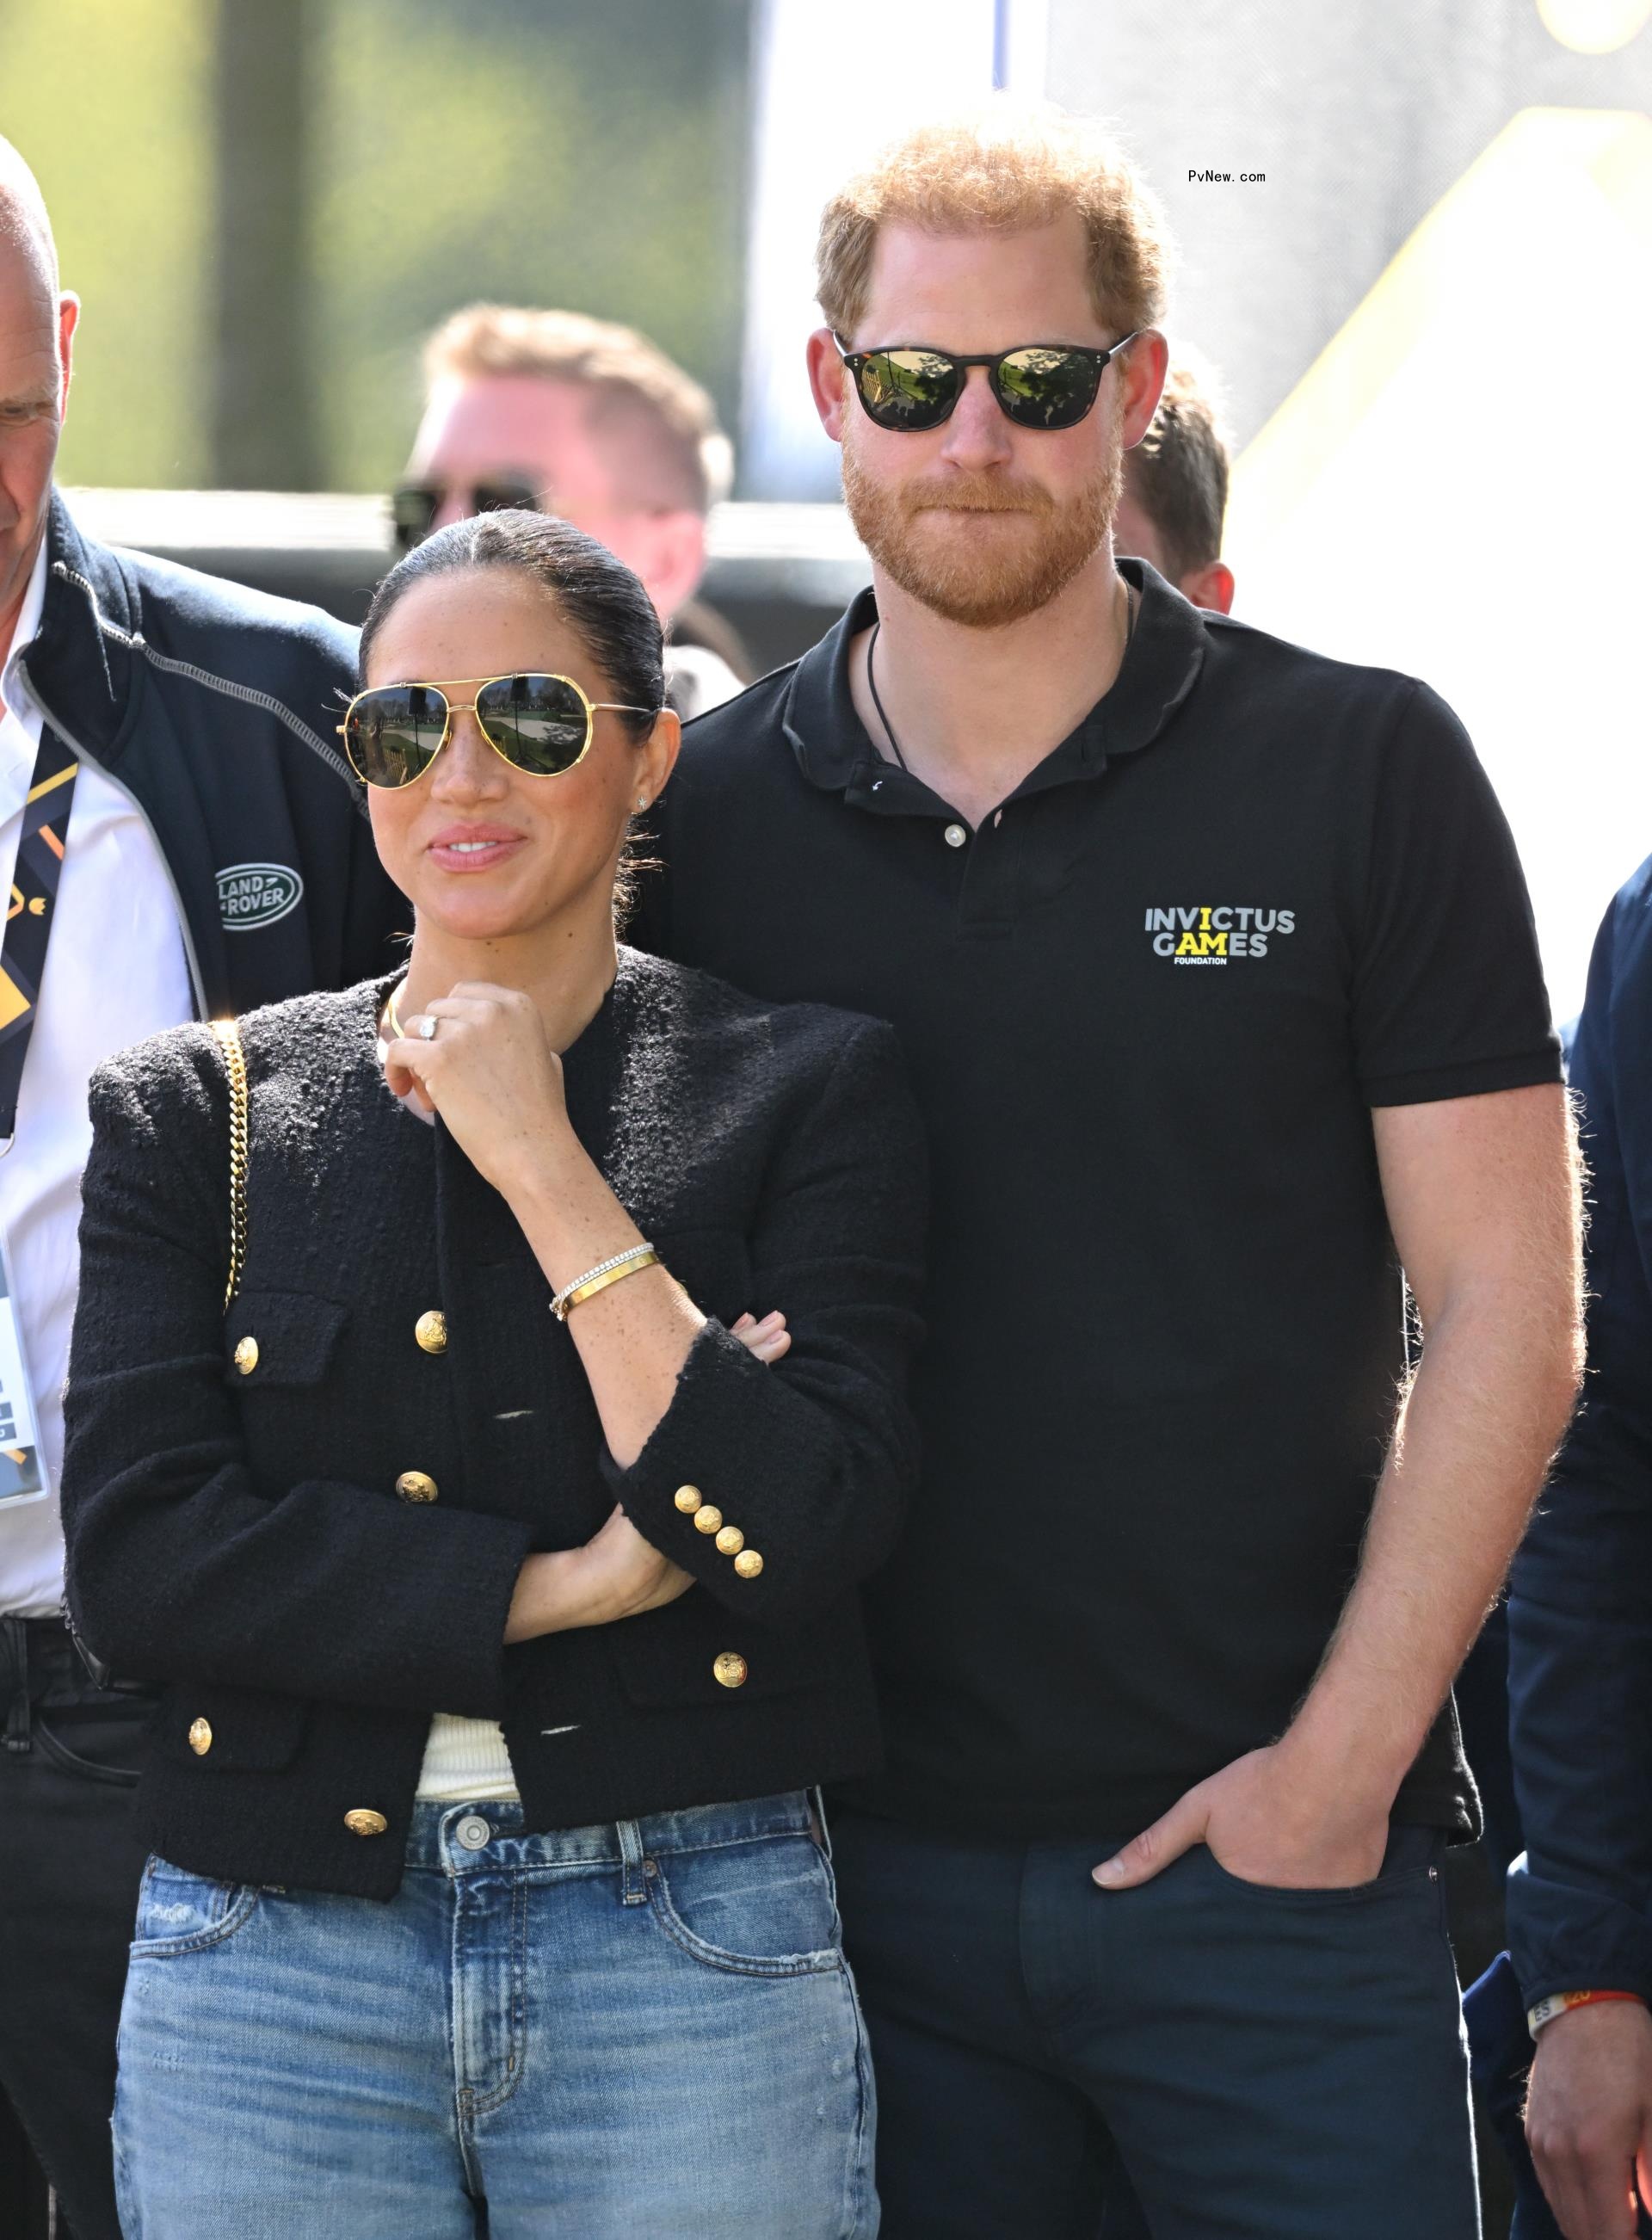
[157,1682,311,1774]
[224,1289,348,1390]
[651,1228,755,1331]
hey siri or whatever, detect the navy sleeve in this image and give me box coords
[1352,681,1561,1107]
[1506,871,1652,2005]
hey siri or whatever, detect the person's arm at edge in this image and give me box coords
[1097,1074,1581,1889]
[1510,886,1652,2240]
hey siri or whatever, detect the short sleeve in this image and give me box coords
[1352,680,1561,1106]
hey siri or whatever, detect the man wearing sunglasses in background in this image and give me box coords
[633,100,1581,2238]
[0,140,402,2240]
[398,305,748,718]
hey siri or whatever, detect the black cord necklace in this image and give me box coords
[866,582,1137,776]
[865,620,909,773]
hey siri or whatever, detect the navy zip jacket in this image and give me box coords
[1507,855,1652,2008]
[14,491,404,1013]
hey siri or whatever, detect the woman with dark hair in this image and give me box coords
[62,513,923,2237]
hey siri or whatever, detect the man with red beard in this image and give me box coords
[633,102,1581,2239]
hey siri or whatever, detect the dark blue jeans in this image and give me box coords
[832,1810,1480,2240]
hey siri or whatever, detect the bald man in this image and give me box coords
[0,141,402,2239]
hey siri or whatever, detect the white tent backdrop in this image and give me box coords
[1226,107,1652,1020]
[741,0,1050,498]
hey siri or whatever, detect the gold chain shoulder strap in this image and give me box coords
[209,1018,250,1312]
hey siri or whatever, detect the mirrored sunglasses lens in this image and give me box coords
[346,685,447,787]
[476,675,590,774]
[857,350,959,429]
[996,349,1101,429]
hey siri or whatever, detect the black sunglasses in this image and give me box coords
[835,334,1139,433]
[391,478,541,553]
[337,673,656,790]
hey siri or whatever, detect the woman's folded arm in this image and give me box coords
[601,1020,928,1620]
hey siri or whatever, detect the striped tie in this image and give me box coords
[0,727,79,1139]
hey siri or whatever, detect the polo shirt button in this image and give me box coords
[943,823,968,848]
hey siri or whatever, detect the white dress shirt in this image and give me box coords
[0,537,195,1614]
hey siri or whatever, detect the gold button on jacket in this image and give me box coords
[232,1336,259,1376]
[733,1549,764,1580]
[415,1310,447,1354]
[715,1524,744,1556]
[713,1651,749,1689]
[188,1717,213,1756]
[674,1485,703,1514]
[693,1505,724,1535]
[396,1471,439,1504]
[344,1809,388,1836]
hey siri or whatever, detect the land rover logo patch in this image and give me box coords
[218,863,303,932]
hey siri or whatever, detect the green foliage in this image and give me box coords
[6,0,749,491]
[3,0,213,488]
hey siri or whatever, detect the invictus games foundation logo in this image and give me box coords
[218,862,304,933]
[1145,904,1295,964]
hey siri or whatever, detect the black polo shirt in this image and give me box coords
[634,562,1561,1842]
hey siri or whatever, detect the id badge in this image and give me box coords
[0,1226,47,1508]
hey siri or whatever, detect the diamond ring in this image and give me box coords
[418,1015,439,1041]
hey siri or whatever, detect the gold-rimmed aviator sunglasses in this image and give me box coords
[337,672,658,789]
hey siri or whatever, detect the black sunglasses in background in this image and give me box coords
[835,334,1140,433]
[390,476,542,552]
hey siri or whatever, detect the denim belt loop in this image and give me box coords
[811,1785,835,1862]
[616,1817,649,1905]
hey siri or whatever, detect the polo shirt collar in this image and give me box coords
[780,557,1206,814]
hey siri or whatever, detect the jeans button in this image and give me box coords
[455,1814,490,1850]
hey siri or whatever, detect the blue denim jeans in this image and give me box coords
[113,1792,877,2237]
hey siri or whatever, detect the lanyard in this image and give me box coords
[0,725,78,1149]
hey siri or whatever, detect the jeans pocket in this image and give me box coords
[1196,1830,1441,1904]
[130,1854,262,1956]
[645,1830,845,1977]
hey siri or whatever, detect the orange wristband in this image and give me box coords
[1527,1989,1647,2038]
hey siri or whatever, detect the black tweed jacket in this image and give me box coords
[62,951,926,1898]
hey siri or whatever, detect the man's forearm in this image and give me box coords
[1285,1290,1581,1801]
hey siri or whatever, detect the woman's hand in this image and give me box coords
[385,982,576,1199]
[506,1507,693,1641]
[504,1311,790,1643]
[730,1310,791,1363]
